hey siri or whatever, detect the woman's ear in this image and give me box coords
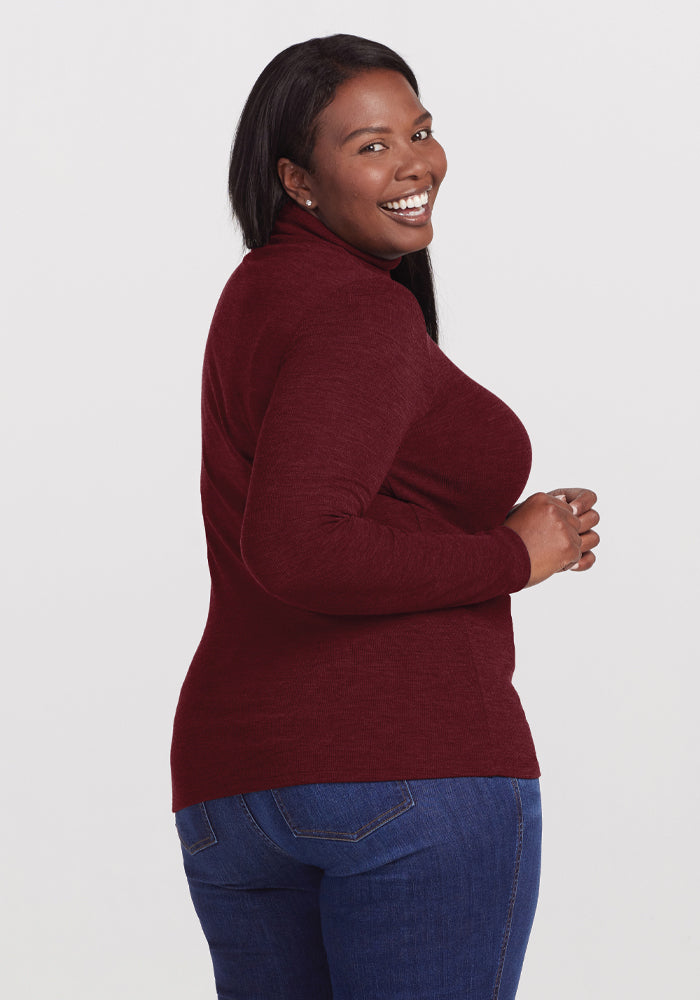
[277,158,314,208]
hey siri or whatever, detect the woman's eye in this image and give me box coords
[412,128,433,142]
[360,141,388,153]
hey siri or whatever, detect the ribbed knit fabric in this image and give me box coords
[170,200,540,812]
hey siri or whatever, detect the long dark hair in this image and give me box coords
[228,34,439,343]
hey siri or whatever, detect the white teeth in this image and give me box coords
[381,190,430,211]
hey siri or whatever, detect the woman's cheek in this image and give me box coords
[432,144,448,184]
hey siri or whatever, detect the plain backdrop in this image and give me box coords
[2,1,698,997]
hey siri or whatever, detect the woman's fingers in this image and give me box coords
[568,551,596,572]
[577,508,600,533]
[579,529,600,554]
[548,487,597,516]
[564,532,599,572]
[538,488,600,575]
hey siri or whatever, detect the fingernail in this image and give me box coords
[570,562,580,570]
[570,505,579,516]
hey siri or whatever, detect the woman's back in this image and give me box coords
[170,200,539,814]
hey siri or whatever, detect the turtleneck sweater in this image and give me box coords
[170,200,540,813]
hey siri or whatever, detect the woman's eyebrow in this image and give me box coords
[340,110,432,146]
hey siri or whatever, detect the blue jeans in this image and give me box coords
[174,776,542,1000]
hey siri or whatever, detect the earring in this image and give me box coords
[305,199,313,207]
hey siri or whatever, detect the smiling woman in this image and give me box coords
[170,32,599,1000]
[277,69,447,259]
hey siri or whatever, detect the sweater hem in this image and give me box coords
[172,757,541,813]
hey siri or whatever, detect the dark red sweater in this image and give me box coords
[170,200,540,812]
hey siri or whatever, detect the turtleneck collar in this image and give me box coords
[269,199,403,272]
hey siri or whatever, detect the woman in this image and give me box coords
[170,33,599,1000]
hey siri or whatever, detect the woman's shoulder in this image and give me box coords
[222,240,421,323]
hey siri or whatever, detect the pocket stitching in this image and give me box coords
[271,780,415,841]
[237,794,298,860]
[175,802,217,855]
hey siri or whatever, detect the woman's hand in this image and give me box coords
[504,488,600,587]
[546,488,599,573]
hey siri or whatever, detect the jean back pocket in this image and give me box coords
[174,801,218,855]
[270,779,415,842]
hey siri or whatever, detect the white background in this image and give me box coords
[2,2,698,997]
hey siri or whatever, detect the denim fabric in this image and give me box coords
[175,776,541,1000]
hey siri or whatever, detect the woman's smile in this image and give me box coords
[378,185,433,224]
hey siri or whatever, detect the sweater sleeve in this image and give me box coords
[239,282,531,615]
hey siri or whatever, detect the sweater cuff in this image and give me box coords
[494,525,532,593]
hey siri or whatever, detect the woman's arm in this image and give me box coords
[239,282,531,616]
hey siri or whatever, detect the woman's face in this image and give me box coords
[281,68,447,260]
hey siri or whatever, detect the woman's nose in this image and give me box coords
[394,145,431,181]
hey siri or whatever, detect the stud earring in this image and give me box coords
[305,199,313,207]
